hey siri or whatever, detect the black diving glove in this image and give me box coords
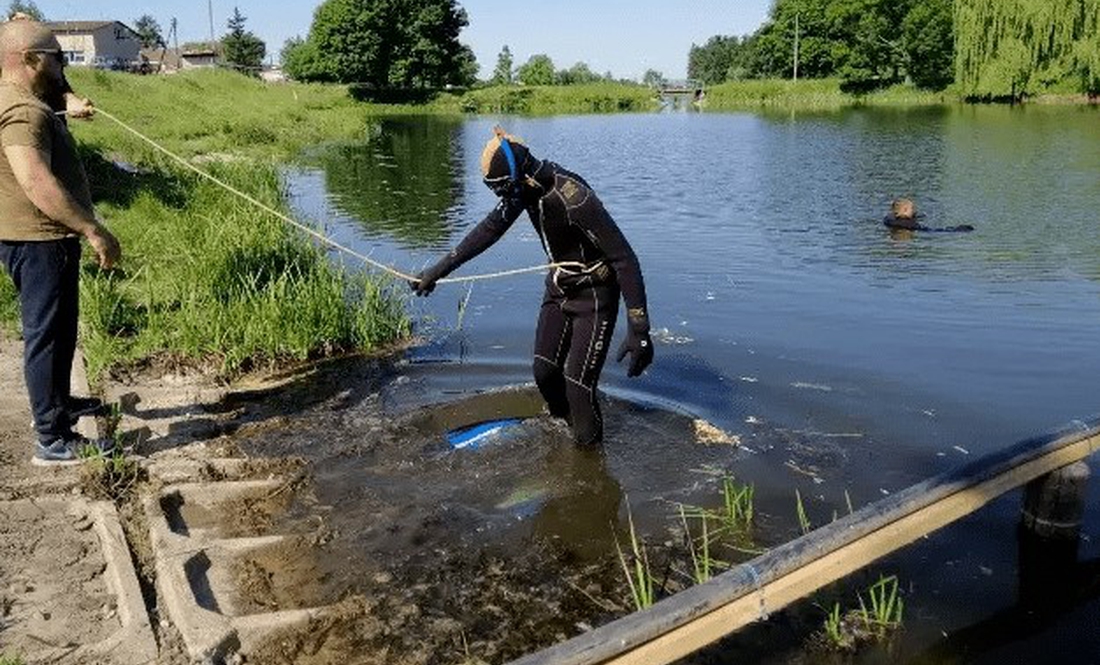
[409,261,448,297]
[616,309,654,378]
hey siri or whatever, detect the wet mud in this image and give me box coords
[193,357,883,664]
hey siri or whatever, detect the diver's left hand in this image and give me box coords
[616,311,653,377]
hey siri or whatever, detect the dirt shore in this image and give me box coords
[1,333,757,665]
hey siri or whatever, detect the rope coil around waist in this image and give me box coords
[86,107,585,287]
[553,259,607,276]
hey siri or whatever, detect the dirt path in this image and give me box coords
[0,338,124,663]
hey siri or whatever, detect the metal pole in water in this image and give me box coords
[1018,462,1089,610]
[793,12,800,82]
[1020,461,1090,541]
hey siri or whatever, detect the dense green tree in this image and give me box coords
[517,54,555,85]
[6,0,43,20]
[955,0,1100,97]
[285,0,473,89]
[491,45,514,85]
[453,44,478,87]
[833,1,909,93]
[282,37,331,81]
[689,0,953,92]
[133,15,164,49]
[688,36,749,85]
[557,61,599,85]
[642,69,666,87]
[903,0,953,89]
[222,7,266,74]
[749,0,839,79]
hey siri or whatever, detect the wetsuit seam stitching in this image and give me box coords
[581,285,599,386]
[534,353,559,368]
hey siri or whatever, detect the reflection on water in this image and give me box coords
[299,115,466,247]
[282,107,1100,663]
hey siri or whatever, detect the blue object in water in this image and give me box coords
[446,418,524,450]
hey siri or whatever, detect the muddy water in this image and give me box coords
[258,107,1100,664]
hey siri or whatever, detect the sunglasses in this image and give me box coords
[24,49,65,65]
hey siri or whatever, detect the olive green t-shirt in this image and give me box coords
[0,81,92,241]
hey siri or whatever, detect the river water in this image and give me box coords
[280,106,1100,664]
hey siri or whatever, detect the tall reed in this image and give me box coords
[616,502,655,611]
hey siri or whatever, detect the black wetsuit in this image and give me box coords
[884,214,974,232]
[425,159,649,445]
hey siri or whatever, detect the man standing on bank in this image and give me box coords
[0,20,120,465]
[411,128,653,447]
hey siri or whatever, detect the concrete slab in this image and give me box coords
[143,480,329,662]
[0,497,157,665]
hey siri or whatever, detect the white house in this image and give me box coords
[46,20,141,70]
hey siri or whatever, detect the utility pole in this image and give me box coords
[208,0,215,47]
[793,12,800,82]
[171,17,178,52]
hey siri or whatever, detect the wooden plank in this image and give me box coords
[508,418,1100,665]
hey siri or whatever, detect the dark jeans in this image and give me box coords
[0,237,81,443]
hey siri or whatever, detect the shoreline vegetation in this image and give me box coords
[0,69,1094,381]
[4,68,416,381]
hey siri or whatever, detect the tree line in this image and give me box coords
[16,0,1093,99]
[689,0,1099,97]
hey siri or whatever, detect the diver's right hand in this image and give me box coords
[409,263,446,296]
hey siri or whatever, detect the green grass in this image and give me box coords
[823,602,850,650]
[66,68,429,160]
[74,156,409,378]
[720,474,754,529]
[433,82,657,115]
[0,655,25,665]
[0,69,412,379]
[679,504,720,585]
[701,78,951,110]
[0,272,17,335]
[814,574,905,652]
[616,501,655,611]
[858,574,904,638]
[796,489,812,535]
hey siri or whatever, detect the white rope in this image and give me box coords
[88,107,586,286]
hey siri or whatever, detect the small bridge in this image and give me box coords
[656,78,705,98]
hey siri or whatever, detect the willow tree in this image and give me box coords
[955,0,1100,97]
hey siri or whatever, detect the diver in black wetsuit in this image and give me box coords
[410,127,654,447]
[884,198,974,233]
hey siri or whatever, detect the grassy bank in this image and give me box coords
[0,69,411,379]
[699,78,950,110]
[434,82,658,114]
[423,79,951,115]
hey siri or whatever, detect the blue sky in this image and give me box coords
[31,0,773,79]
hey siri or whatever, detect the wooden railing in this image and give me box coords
[508,417,1100,665]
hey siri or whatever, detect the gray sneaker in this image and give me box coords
[31,436,118,467]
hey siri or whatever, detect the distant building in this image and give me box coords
[139,47,181,73]
[259,67,286,83]
[46,20,141,70]
[180,50,219,70]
